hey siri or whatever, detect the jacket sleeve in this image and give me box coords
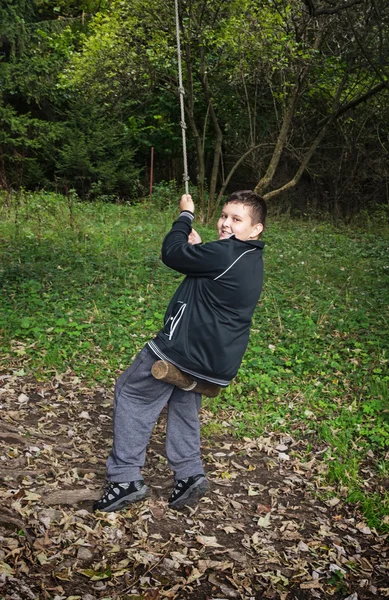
[161,211,225,278]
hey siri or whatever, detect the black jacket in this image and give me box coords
[148,211,264,386]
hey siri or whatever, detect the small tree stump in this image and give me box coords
[151,360,221,398]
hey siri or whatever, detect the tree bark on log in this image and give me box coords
[151,360,221,398]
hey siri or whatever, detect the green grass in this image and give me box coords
[1,189,389,530]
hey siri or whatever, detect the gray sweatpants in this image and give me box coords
[106,345,204,482]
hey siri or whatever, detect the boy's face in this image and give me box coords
[217,202,263,241]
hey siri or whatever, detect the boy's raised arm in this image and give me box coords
[161,194,222,278]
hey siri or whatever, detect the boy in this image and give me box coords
[94,190,266,512]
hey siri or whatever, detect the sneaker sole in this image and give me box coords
[94,485,149,513]
[169,478,209,509]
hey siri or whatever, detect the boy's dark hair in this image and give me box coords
[226,190,267,227]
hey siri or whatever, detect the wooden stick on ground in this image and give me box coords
[151,360,221,398]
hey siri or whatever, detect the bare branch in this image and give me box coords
[317,81,387,128]
[264,80,388,201]
[303,0,365,17]
[211,144,272,218]
[254,28,325,195]
[199,46,223,211]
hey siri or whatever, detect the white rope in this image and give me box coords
[174,0,189,195]
[181,381,197,391]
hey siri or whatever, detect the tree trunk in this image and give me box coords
[210,144,267,220]
[263,122,332,201]
[0,148,9,192]
[199,47,223,221]
[254,30,324,196]
[263,79,388,201]
[254,85,300,196]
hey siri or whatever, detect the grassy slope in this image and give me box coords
[1,192,388,529]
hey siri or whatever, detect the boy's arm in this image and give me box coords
[161,195,223,278]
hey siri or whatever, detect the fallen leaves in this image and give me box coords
[195,534,223,547]
[79,567,112,581]
[0,561,14,576]
[0,375,388,599]
[256,512,271,528]
[256,503,271,514]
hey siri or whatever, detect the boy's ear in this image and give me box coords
[249,223,264,238]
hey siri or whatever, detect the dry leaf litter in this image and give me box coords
[0,372,388,600]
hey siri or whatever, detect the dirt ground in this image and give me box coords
[0,371,388,600]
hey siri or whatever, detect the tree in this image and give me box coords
[2,0,388,217]
[252,0,389,203]
[55,100,140,198]
[63,0,267,217]
[0,0,117,193]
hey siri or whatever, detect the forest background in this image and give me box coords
[1,0,389,546]
[1,2,389,596]
[1,0,389,517]
[1,0,389,220]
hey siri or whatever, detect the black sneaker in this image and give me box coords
[168,474,209,508]
[93,480,148,512]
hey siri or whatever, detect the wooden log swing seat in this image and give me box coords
[151,360,221,398]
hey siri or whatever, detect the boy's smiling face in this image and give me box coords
[217,202,263,241]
